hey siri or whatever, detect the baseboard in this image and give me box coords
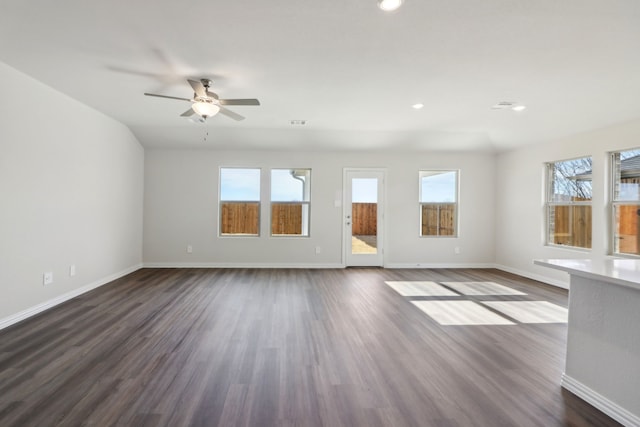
[0,263,143,331]
[384,263,496,269]
[562,374,640,427]
[143,262,345,269]
[145,262,497,269]
[494,264,569,289]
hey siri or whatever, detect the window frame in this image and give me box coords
[610,148,640,257]
[418,169,459,238]
[219,167,261,237]
[270,168,311,237]
[545,157,592,250]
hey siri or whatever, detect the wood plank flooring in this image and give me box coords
[0,268,622,426]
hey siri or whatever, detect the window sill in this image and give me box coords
[545,243,591,253]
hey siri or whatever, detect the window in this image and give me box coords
[271,169,311,236]
[419,170,458,236]
[545,157,592,249]
[611,148,640,255]
[220,168,260,236]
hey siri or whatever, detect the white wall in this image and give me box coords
[0,62,144,325]
[495,118,640,287]
[143,150,496,267]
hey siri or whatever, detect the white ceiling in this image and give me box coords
[1,0,640,152]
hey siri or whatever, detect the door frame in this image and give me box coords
[342,168,387,267]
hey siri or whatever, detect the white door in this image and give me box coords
[344,169,385,267]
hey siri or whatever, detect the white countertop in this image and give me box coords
[534,258,640,291]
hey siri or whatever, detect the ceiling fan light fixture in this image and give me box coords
[378,0,403,12]
[192,101,220,118]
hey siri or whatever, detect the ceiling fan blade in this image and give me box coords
[144,93,191,102]
[219,98,260,106]
[188,79,207,98]
[218,106,245,121]
[180,108,195,117]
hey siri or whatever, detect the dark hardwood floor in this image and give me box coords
[0,268,622,426]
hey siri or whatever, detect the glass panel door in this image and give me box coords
[344,169,384,266]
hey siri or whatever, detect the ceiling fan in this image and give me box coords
[144,79,260,121]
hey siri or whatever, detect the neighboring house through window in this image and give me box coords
[611,148,640,256]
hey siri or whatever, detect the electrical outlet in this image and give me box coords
[454,247,461,254]
[315,246,321,254]
[69,264,76,276]
[43,272,53,286]
[187,245,193,254]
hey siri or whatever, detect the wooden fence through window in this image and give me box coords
[421,204,455,236]
[271,203,303,235]
[551,205,592,248]
[221,202,304,235]
[221,202,260,235]
[616,205,640,254]
[613,178,640,253]
[352,203,377,235]
[551,203,640,252]
[220,202,454,237]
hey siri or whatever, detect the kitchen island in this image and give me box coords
[534,259,640,426]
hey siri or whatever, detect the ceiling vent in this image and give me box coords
[492,101,516,110]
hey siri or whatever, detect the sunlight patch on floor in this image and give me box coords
[482,301,568,323]
[411,301,515,326]
[385,281,459,297]
[440,282,527,296]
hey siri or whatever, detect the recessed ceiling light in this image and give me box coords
[412,103,424,109]
[378,0,403,12]
[512,105,527,112]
